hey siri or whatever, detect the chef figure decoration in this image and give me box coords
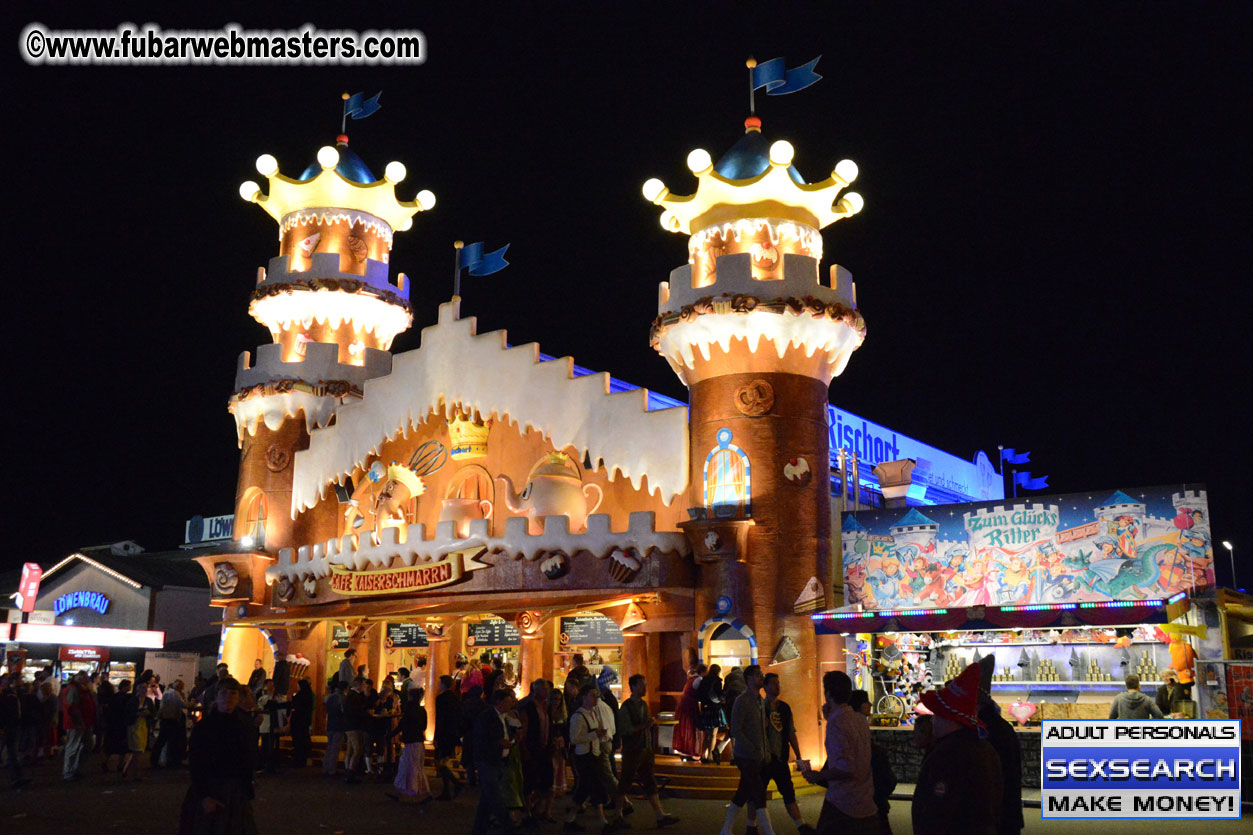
[343,460,427,545]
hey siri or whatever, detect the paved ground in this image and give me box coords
[2,757,1248,834]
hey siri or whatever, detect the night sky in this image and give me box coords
[5,3,1248,587]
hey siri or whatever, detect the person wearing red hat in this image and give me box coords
[912,663,1003,835]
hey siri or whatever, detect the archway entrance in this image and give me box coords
[697,617,758,668]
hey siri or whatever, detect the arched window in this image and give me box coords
[703,429,751,518]
[240,489,267,548]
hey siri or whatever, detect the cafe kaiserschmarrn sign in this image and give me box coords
[329,547,488,596]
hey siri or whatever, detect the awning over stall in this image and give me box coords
[812,592,1191,635]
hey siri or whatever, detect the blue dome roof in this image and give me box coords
[713,130,805,185]
[299,143,376,184]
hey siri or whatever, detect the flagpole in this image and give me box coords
[746,57,757,115]
[341,92,350,134]
[453,241,464,300]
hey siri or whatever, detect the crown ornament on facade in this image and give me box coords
[240,138,436,234]
[447,410,491,460]
[642,119,863,235]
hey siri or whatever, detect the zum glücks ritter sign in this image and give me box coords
[329,547,488,596]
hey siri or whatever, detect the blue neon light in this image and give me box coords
[53,590,111,617]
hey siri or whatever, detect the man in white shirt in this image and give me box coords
[801,671,877,835]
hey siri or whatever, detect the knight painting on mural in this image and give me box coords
[843,486,1215,610]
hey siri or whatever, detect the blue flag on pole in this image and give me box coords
[1003,448,1031,465]
[1014,471,1049,491]
[344,91,382,120]
[457,242,510,276]
[751,56,823,95]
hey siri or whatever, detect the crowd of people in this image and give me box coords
[2,650,1043,835]
[315,651,680,834]
[0,665,202,789]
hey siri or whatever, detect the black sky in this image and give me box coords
[4,2,1249,587]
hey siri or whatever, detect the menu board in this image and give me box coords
[386,623,429,648]
[560,614,623,646]
[468,617,520,647]
[330,625,351,649]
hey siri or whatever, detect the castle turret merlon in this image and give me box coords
[259,253,409,301]
[658,252,854,316]
[234,342,392,392]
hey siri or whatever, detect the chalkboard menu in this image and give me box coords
[468,617,520,647]
[330,625,351,649]
[386,623,429,648]
[560,614,623,646]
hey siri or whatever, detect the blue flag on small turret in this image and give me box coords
[1014,471,1049,491]
[1003,448,1031,465]
[457,242,510,276]
[344,91,382,120]
[752,56,822,95]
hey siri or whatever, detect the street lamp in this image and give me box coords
[1222,541,1236,589]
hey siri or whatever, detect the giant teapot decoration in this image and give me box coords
[498,452,603,534]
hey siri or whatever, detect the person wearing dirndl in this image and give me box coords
[388,685,431,803]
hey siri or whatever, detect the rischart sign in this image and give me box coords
[59,646,109,662]
[329,547,489,596]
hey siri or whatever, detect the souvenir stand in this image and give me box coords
[815,593,1198,788]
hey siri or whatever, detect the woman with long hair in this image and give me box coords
[672,663,704,762]
[388,686,431,803]
[290,679,314,767]
[697,664,726,763]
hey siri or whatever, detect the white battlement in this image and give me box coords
[260,253,407,299]
[264,510,689,584]
[234,341,392,391]
[658,252,854,316]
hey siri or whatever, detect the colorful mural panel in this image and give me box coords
[842,485,1214,610]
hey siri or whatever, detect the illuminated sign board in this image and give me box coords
[17,563,42,613]
[185,514,235,545]
[59,646,110,662]
[828,405,1002,503]
[53,591,111,617]
[13,623,164,649]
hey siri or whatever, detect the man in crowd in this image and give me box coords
[201,662,229,707]
[801,671,877,835]
[977,656,1023,835]
[247,660,266,697]
[397,667,414,701]
[152,678,188,769]
[434,674,463,800]
[343,675,369,782]
[1155,669,1184,716]
[337,649,357,686]
[518,679,555,823]
[721,665,773,835]
[848,690,896,835]
[1109,674,1164,719]
[322,680,347,776]
[1,674,30,789]
[473,688,521,835]
[614,674,680,829]
[912,663,1002,835]
[750,673,813,835]
[60,671,93,781]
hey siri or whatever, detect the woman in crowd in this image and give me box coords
[371,678,399,778]
[548,683,569,798]
[673,664,704,763]
[121,674,154,781]
[255,679,281,773]
[388,685,431,804]
[697,664,726,763]
[289,679,314,768]
[95,680,116,762]
[102,680,130,773]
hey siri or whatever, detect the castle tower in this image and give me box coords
[229,135,435,557]
[645,116,866,756]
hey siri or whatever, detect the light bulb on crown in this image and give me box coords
[255,154,279,177]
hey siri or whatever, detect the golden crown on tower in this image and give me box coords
[239,138,436,234]
[642,117,863,236]
[447,411,492,460]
